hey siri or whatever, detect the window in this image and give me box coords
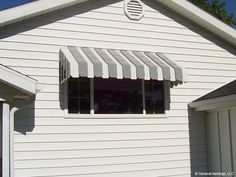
[68,78,90,114]
[145,81,165,114]
[94,78,143,114]
[67,78,165,114]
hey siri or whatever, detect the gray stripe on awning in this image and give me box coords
[60,46,187,82]
[94,48,117,78]
[108,49,131,79]
[120,50,145,79]
[144,52,171,80]
[59,51,69,82]
[156,52,183,81]
[81,47,103,77]
[67,46,88,77]
[132,51,158,80]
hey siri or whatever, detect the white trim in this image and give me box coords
[64,78,168,118]
[90,78,94,114]
[0,98,5,101]
[117,50,137,80]
[130,51,150,80]
[63,81,69,116]
[140,51,160,80]
[105,50,123,79]
[195,100,236,112]
[65,113,167,119]
[90,48,109,79]
[36,83,45,93]
[206,106,236,113]
[77,47,94,78]
[0,64,38,94]
[0,0,89,28]
[156,0,236,47]
[189,94,236,111]
[9,108,18,177]
[182,67,188,83]
[60,47,79,78]
[147,54,164,81]
[154,54,174,81]
[142,80,146,115]
[0,0,235,47]
[2,102,10,177]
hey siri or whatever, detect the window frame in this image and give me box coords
[62,78,170,119]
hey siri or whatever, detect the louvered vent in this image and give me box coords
[124,0,144,20]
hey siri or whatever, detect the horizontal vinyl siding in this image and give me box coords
[0,0,235,176]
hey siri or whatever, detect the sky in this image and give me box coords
[0,0,236,18]
[0,0,236,15]
[0,0,36,10]
[219,0,236,16]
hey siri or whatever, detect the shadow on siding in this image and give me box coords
[14,103,35,135]
[188,107,208,176]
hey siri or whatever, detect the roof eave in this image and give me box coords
[0,64,39,95]
[0,0,235,46]
[156,0,236,47]
[0,0,89,28]
[189,94,236,111]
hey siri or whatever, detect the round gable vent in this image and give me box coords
[124,0,144,20]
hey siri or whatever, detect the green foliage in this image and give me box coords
[190,0,236,27]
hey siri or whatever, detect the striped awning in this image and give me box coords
[59,46,187,82]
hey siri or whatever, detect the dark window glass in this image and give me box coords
[145,80,165,114]
[68,78,90,114]
[94,78,142,114]
[67,78,165,115]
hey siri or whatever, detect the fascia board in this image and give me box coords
[0,0,235,46]
[189,94,236,111]
[0,97,6,102]
[194,100,236,111]
[156,0,236,46]
[0,0,89,28]
[0,65,37,94]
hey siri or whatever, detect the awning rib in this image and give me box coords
[94,48,117,78]
[67,46,88,77]
[144,52,171,80]
[59,46,187,82]
[156,52,184,81]
[132,51,158,80]
[108,49,131,79]
[81,47,103,78]
[120,50,145,79]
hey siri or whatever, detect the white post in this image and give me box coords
[10,107,18,177]
[2,102,10,177]
[90,78,94,114]
[142,80,146,115]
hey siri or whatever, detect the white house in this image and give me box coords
[0,0,235,177]
[190,80,236,176]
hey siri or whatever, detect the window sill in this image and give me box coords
[64,113,168,119]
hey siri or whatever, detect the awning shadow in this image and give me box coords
[14,103,35,135]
